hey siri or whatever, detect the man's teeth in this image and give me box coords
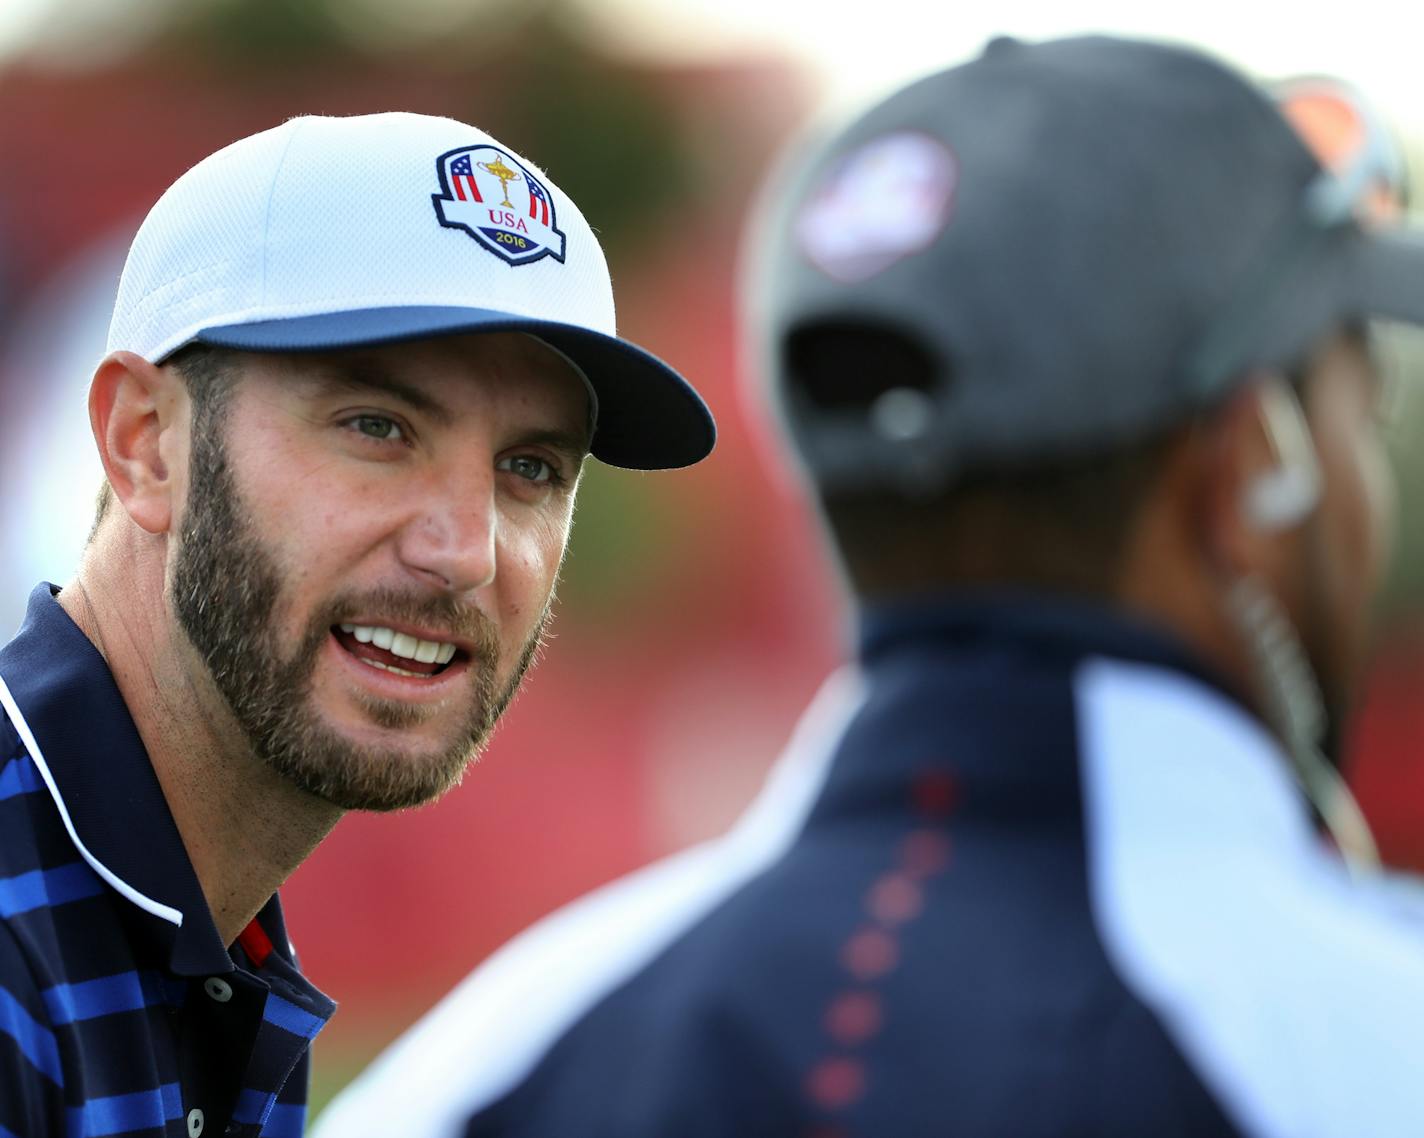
[339,624,458,665]
[356,659,424,678]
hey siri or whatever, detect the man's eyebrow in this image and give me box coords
[303,360,456,425]
[301,359,593,454]
[516,427,593,460]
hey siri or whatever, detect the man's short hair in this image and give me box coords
[821,433,1174,599]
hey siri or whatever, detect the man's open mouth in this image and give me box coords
[331,623,463,679]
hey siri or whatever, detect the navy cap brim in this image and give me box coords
[190,306,715,470]
[1350,230,1424,327]
[1188,224,1424,398]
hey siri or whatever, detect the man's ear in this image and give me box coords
[88,351,186,536]
[1195,375,1318,579]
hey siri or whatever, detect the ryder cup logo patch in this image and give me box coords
[796,132,956,283]
[432,145,567,266]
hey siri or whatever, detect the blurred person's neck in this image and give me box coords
[833,453,1272,728]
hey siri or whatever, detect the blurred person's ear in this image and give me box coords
[87,351,184,538]
[1195,375,1317,582]
[1244,383,1322,533]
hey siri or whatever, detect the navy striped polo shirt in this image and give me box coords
[0,584,335,1138]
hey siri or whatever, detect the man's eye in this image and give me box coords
[497,455,555,484]
[351,416,404,442]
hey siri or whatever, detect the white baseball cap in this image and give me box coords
[107,111,714,469]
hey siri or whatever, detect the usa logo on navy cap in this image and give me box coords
[796,132,956,283]
[432,144,568,266]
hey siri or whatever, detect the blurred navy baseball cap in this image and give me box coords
[107,112,715,471]
[749,35,1424,494]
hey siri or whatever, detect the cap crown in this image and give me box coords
[755,37,1328,492]
[108,112,615,361]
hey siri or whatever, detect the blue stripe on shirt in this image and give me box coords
[1,589,328,1137]
[263,993,325,1040]
[0,984,61,1085]
[233,1087,275,1126]
[258,1103,307,1137]
[0,863,104,918]
[68,1082,182,1137]
[42,970,161,1025]
[0,756,43,801]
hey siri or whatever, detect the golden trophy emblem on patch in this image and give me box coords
[478,155,523,209]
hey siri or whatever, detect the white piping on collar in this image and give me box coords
[0,672,184,926]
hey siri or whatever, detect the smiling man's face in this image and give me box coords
[167,331,590,810]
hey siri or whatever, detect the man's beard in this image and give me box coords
[170,421,549,812]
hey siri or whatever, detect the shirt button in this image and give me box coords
[203,977,233,1003]
[187,1107,205,1136]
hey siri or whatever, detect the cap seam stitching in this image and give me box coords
[259,119,308,311]
[121,262,232,336]
[129,284,236,351]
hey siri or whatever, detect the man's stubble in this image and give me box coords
[170,408,550,812]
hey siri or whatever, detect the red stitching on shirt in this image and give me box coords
[823,991,883,1047]
[238,919,274,968]
[839,926,899,982]
[912,771,959,818]
[900,829,952,878]
[800,768,958,1137]
[805,1056,866,1110]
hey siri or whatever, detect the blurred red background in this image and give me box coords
[1,4,1422,1112]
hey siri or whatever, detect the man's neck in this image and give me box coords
[60,546,342,946]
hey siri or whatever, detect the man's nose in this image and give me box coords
[395,467,498,594]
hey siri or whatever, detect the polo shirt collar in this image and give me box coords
[858,588,1246,708]
[0,582,243,977]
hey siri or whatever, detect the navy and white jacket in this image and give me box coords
[316,595,1424,1138]
[0,585,335,1137]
